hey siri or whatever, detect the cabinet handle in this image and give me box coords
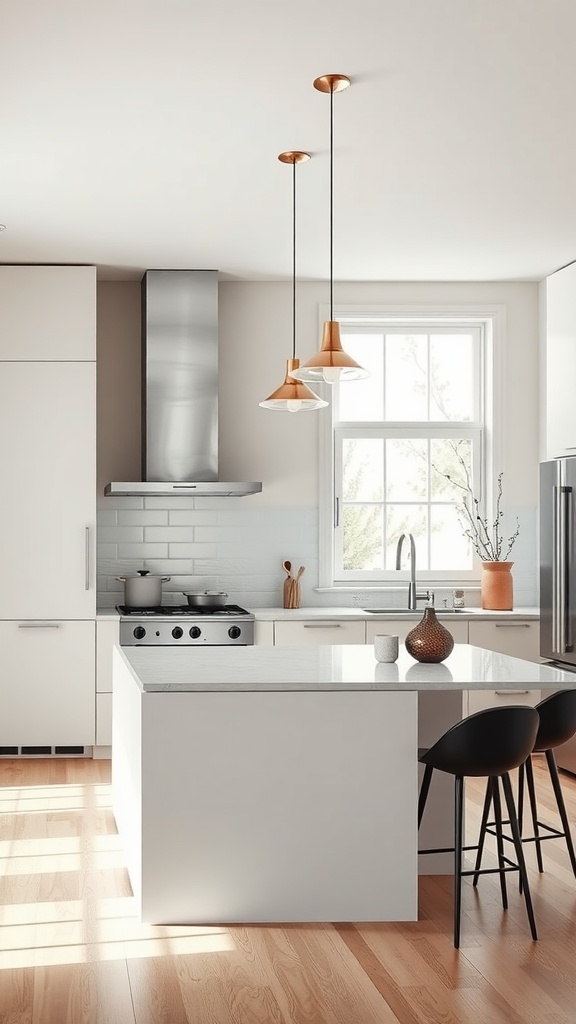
[303,623,342,629]
[85,526,90,590]
[18,622,61,629]
[495,689,530,695]
[494,623,531,628]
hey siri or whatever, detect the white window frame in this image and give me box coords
[317,303,505,592]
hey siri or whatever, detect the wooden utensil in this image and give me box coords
[282,560,292,577]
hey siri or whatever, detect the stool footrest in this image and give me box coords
[485,820,565,843]
[419,844,483,856]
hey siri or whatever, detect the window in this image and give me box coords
[320,309,501,588]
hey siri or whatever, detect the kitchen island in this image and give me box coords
[112,643,576,925]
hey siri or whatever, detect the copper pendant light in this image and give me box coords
[291,74,368,384]
[259,151,328,412]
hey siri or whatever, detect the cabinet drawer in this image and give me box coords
[0,620,95,746]
[467,688,541,716]
[274,620,366,646]
[366,619,468,645]
[468,621,540,663]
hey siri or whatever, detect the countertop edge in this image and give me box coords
[250,607,539,621]
[97,606,539,622]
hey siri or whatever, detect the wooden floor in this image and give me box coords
[1,758,576,1024]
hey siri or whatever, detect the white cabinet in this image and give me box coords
[0,362,96,618]
[0,266,96,360]
[274,620,366,646]
[467,620,541,715]
[254,621,274,646]
[466,687,542,715]
[0,620,95,746]
[366,618,469,645]
[543,263,576,459]
[468,620,540,662]
[95,620,119,747]
[0,265,97,749]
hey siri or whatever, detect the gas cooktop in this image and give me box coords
[117,604,251,617]
[117,604,255,646]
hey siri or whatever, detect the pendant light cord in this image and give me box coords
[292,157,297,361]
[329,83,334,321]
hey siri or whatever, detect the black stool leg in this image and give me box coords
[501,772,538,941]
[454,775,464,949]
[545,749,576,879]
[525,755,544,874]
[418,764,433,828]
[517,759,525,836]
[473,777,494,887]
[492,776,508,911]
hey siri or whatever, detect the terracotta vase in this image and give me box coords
[481,561,513,610]
[405,606,454,664]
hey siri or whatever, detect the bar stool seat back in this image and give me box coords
[420,705,540,778]
[533,689,576,752]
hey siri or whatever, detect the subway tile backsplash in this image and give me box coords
[97,499,538,610]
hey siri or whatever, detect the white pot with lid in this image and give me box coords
[116,569,171,608]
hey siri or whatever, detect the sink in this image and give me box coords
[362,607,464,614]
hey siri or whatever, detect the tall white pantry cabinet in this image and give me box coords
[0,266,97,747]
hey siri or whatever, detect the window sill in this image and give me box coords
[315,585,482,593]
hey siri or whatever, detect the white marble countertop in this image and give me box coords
[116,642,573,693]
[249,606,539,621]
[98,605,539,621]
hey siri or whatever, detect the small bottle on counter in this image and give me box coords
[452,589,465,609]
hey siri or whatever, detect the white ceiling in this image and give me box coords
[3,0,576,282]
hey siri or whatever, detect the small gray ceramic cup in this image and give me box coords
[374,634,399,663]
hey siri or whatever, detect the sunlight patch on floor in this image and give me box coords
[0,777,237,969]
[0,895,235,968]
[0,782,111,815]
[0,930,235,969]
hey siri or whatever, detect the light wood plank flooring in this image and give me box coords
[1,756,576,1023]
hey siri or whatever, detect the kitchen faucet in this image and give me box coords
[395,532,432,610]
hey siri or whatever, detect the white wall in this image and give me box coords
[97,279,540,607]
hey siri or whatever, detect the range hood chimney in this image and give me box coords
[105,270,262,497]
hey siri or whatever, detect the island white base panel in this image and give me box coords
[112,663,420,923]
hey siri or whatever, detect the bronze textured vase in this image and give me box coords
[405,606,454,664]
[481,561,513,610]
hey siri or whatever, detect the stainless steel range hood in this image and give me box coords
[105,270,262,497]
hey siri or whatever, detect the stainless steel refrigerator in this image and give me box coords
[540,456,576,773]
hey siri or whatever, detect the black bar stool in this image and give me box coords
[474,689,576,885]
[418,705,540,948]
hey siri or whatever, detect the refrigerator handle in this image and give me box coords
[553,484,570,654]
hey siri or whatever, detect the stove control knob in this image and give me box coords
[189,626,202,639]
[228,625,242,640]
[133,626,146,641]
[172,626,184,639]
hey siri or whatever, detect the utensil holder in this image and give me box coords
[283,577,301,609]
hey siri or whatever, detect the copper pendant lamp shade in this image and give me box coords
[259,357,327,412]
[260,152,327,412]
[290,75,368,384]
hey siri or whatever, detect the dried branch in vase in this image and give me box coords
[445,460,520,562]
